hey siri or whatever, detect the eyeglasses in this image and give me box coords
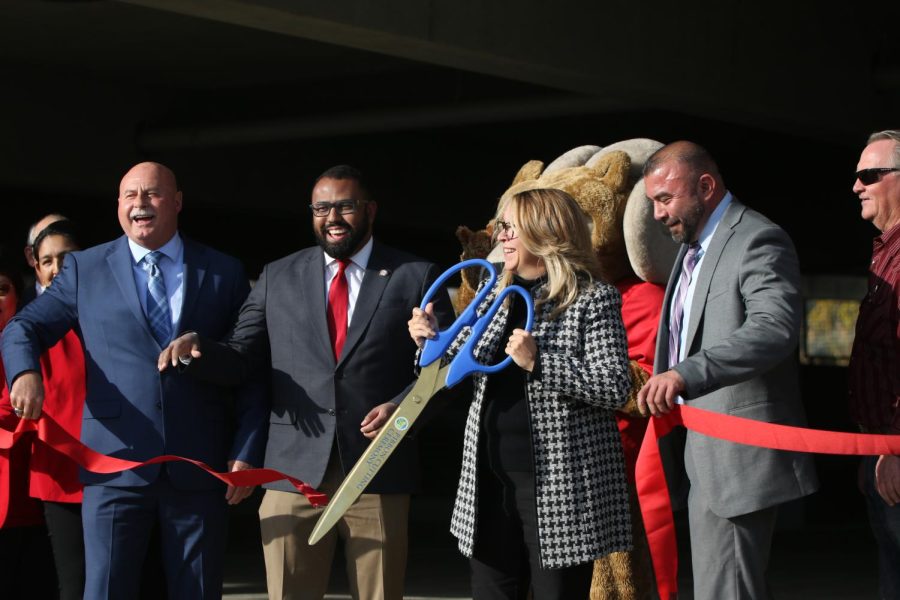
[310,199,365,217]
[494,219,517,239]
[855,168,900,186]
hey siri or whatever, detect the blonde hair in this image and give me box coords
[497,188,601,318]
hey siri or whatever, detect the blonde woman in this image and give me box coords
[409,188,632,599]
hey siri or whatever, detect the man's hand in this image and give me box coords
[9,371,44,420]
[875,454,900,506]
[506,328,537,372]
[360,402,399,439]
[225,460,255,505]
[636,370,687,417]
[158,332,201,372]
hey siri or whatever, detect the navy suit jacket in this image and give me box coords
[191,240,455,494]
[1,235,268,490]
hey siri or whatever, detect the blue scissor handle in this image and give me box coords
[419,259,498,367]
[444,284,535,389]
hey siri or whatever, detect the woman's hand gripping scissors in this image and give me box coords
[308,259,534,545]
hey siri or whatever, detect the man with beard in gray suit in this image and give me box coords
[637,142,818,600]
[160,165,454,600]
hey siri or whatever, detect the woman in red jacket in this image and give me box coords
[0,249,58,598]
[27,220,87,600]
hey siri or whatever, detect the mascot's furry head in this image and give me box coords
[454,139,678,312]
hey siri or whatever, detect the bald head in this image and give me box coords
[121,162,179,191]
[643,141,723,183]
[25,213,68,267]
[117,162,183,250]
[643,141,727,244]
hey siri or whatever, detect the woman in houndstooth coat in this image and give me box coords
[410,188,633,599]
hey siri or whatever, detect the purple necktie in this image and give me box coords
[668,243,701,369]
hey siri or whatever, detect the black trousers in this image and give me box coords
[0,523,58,599]
[469,468,592,600]
[43,502,85,600]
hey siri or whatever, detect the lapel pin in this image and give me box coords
[379,269,391,277]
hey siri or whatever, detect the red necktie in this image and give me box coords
[327,259,350,361]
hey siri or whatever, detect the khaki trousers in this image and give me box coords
[259,453,409,600]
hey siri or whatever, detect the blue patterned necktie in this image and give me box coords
[668,242,701,369]
[144,251,172,346]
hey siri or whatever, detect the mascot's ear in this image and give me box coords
[510,160,544,186]
[455,225,472,245]
[588,150,631,194]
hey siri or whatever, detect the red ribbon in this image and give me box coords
[0,413,328,526]
[636,404,900,599]
[635,411,681,600]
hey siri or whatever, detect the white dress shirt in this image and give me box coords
[323,236,374,326]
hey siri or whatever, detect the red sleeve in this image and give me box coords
[0,361,45,527]
[29,330,86,502]
[617,279,666,375]
[615,279,667,482]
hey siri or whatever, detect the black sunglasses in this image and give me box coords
[856,168,900,185]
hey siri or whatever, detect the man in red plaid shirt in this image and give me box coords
[849,129,900,597]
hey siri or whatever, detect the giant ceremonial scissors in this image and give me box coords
[308,258,534,545]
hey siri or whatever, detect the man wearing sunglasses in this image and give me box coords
[849,130,900,597]
[160,164,454,600]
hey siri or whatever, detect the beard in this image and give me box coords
[314,211,371,260]
[669,197,706,244]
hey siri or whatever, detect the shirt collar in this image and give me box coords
[875,221,900,250]
[324,236,374,271]
[128,233,183,266]
[696,191,733,253]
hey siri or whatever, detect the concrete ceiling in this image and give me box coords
[0,0,895,273]
[4,0,895,155]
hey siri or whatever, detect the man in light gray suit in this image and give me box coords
[637,141,818,599]
[160,165,454,600]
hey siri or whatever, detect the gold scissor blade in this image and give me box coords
[308,362,447,545]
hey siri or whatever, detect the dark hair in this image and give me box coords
[314,165,372,200]
[27,212,68,246]
[32,219,80,261]
[0,250,24,308]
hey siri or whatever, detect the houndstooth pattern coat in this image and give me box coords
[446,276,634,569]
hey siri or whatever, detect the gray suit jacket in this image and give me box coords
[192,240,454,494]
[655,199,818,518]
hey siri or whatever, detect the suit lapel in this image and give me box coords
[106,236,154,340]
[337,242,392,367]
[303,251,334,363]
[179,239,208,332]
[684,200,744,353]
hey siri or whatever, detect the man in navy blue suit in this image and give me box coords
[2,162,267,599]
